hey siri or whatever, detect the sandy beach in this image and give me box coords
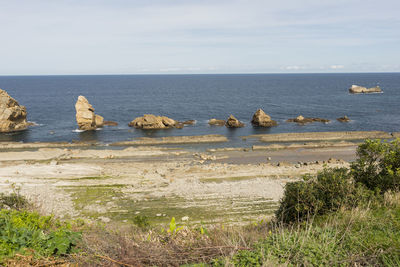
[0,130,391,225]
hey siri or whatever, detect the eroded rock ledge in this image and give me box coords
[349,85,382,94]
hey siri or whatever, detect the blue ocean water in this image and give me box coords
[0,73,399,144]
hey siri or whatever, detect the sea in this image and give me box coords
[0,73,399,146]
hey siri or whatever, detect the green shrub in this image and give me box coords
[0,210,81,262]
[276,168,360,223]
[351,138,400,193]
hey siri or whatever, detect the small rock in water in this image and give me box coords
[266,157,272,161]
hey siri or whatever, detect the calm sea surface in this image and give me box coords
[0,73,399,144]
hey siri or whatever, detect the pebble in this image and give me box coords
[99,216,111,223]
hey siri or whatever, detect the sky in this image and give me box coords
[0,0,399,75]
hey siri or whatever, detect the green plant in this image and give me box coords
[276,168,359,223]
[0,210,81,262]
[167,217,183,234]
[132,215,150,229]
[352,138,400,193]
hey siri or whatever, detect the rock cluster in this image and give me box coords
[0,89,29,133]
[75,95,104,130]
[287,115,330,124]
[251,109,277,127]
[349,85,382,94]
[337,116,350,122]
[226,115,244,128]
[128,114,183,129]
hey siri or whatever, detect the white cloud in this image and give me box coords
[330,65,345,69]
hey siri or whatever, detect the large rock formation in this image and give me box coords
[0,89,29,132]
[208,119,225,126]
[128,114,181,129]
[287,115,330,124]
[75,95,104,130]
[251,109,277,127]
[349,85,382,94]
[225,115,244,128]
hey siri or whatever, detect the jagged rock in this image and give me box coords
[287,115,330,124]
[337,116,350,122]
[208,119,225,126]
[75,95,104,130]
[103,121,118,126]
[225,115,244,128]
[128,114,181,129]
[0,89,29,133]
[349,85,382,94]
[251,109,277,127]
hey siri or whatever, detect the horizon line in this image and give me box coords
[1,71,400,77]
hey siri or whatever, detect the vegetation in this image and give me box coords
[1,138,400,266]
[352,138,400,192]
[0,209,81,263]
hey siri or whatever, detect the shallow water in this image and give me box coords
[0,73,399,144]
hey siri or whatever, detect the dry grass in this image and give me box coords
[72,222,271,267]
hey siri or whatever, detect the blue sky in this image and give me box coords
[0,0,399,75]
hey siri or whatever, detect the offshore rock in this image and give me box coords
[103,121,118,126]
[349,85,382,94]
[208,119,225,126]
[251,109,277,127]
[287,115,330,124]
[337,116,350,122]
[225,115,245,128]
[128,114,180,129]
[0,89,29,132]
[75,95,104,130]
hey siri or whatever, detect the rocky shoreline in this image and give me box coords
[0,134,355,224]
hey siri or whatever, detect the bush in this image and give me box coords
[275,168,367,224]
[351,138,400,193]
